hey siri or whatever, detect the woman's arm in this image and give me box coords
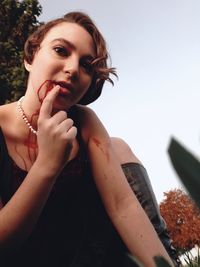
[0,160,59,250]
[0,87,76,251]
[80,106,174,267]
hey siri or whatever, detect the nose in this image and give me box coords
[63,55,79,80]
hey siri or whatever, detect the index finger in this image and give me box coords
[39,85,60,119]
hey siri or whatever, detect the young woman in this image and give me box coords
[0,12,175,267]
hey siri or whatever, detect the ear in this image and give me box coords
[24,60,32,72]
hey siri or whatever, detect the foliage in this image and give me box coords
[127,137,200,267]
[168,138,200,209]
[160,189,200,252]
[0,0,42,104]
[181,247,200,267]
[167,138,200,267]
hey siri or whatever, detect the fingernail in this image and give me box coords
[55,85,60,90]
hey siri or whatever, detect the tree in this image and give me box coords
[160,188,200,252]
[0,0,42,104]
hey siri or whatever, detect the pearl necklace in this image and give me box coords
[17,96,38,135]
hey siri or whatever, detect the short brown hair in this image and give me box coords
[24,11,117,105]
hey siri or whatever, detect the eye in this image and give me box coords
[53,46,68,56]
[80,59,94,74]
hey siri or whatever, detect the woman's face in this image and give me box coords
[25,22,96,109]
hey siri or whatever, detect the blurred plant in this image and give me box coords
[168,138,200,209]
[125,254,172,267]
[128,137,200,267]
[181,247,200,267]
[168,137,200,267]
[160,189,200,251]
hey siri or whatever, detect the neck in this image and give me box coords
[17,93,41,135]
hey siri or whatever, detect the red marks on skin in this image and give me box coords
[92,137,101,147]
[24,133,37,165]
[15,144,28,171]
[16,80,53,170]
[22,82,43,167]
[18,80,61,170]
[103,174,108,180]
[37,80,55,103]
[15,135,38,171]
[92,137,110,163]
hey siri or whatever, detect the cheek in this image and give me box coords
[82,75,93,91]
[74,77,92,103]
[30,60,57,85]
[32,53,57,74]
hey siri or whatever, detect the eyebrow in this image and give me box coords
[51,38,95,60]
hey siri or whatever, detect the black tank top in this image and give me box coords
[0,106,127,267]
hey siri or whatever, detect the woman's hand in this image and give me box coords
[36,85,77,175]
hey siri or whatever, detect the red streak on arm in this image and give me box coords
[91,137,110,163]
[92,137,101,147]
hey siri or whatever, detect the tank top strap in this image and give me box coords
[68,105,89,171]
[0,128,13,204]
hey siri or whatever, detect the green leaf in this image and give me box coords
[168,138,200,208]
[154,256,172,267]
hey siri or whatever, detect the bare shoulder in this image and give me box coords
[75,104,109,144]
[0,104,9,127]
[75,104,101,129]
[111,137,142,164]
[75,104,97,120]
[0,197,3,210]
[0,103,16,208]
[0,104,7,117]
[0,102,17,135]
[75,105,98,143]
[0,103,15,120]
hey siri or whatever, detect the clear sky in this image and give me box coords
[38,0,200,202]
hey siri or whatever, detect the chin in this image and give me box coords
[53,99,69,111]
[53,96,75,111]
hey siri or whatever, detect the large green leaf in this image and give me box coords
[168,138,200,208]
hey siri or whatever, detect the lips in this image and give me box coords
[54,81,74,95]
